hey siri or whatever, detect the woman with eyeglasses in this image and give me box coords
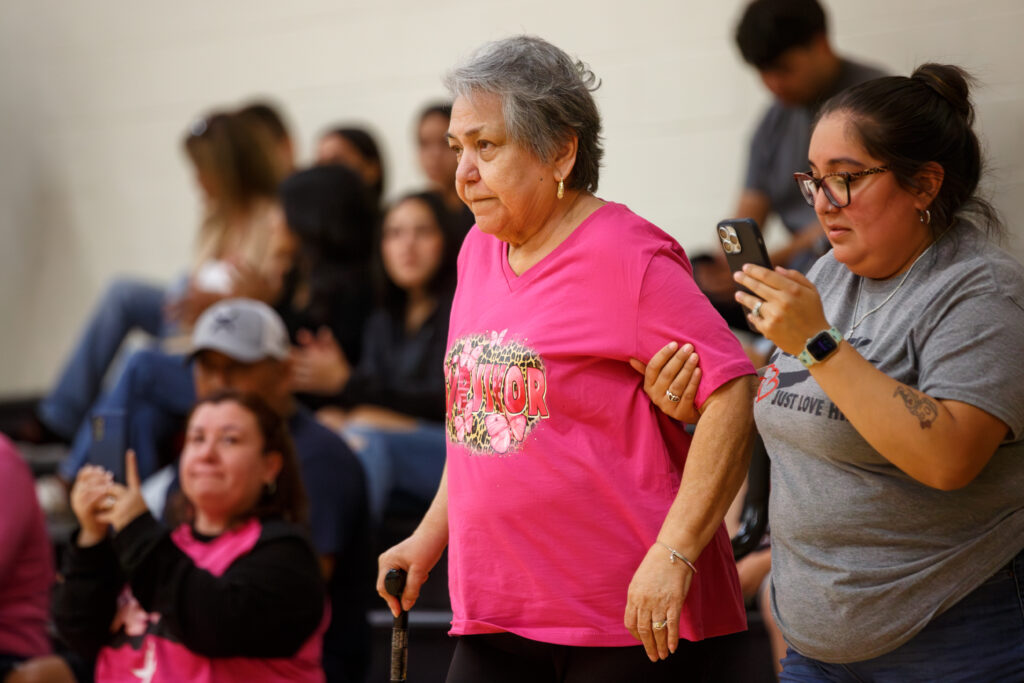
[643,64,1024,681]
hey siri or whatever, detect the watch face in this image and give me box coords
[807,330,839,361]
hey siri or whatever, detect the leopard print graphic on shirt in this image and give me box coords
[445,329,550,455]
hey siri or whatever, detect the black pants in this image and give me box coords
[446,631,745,683]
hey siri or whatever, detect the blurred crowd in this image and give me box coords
[1,97,471,683]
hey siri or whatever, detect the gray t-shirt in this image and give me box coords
[754,224,1024,662]
[744,59,886,236]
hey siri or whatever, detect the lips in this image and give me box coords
[824,224,851,239]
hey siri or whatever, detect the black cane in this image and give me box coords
[384,568,408,682]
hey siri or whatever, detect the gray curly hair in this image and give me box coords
[444,35,604,193]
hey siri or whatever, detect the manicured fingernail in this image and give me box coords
[668,341,678,350]
[691,353,698,362]
[681,344,693,353]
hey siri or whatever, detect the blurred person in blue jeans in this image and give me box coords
[9,109,285,449]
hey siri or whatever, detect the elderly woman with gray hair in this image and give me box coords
[377,36,756,681]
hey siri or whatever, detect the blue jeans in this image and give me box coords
[60,349,195,482]
[342,421,446,523]
[39,278,167,440]
[779,547,1024,682]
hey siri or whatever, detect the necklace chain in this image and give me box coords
[847,232,947,335]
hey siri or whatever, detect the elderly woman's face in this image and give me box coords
[180,401,281,532]
[449,93,559,245]
[807,112,928,279]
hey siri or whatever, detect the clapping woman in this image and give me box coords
[55,391,326,682]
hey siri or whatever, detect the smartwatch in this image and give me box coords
[797,327,843,368]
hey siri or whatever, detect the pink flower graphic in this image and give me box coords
[459,341,483,371]
[453,411,474,441]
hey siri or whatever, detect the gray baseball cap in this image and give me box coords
[189,298,290,363]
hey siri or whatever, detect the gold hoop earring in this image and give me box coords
[557,178,565,200]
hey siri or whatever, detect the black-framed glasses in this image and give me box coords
[793,166,888,208]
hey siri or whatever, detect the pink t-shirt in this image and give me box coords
[444,202,754,647]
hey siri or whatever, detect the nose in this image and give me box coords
[813,182,836,214]
[455,150,479,187]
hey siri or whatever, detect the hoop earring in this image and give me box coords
[557,178,565,200]
[918,209,931,225]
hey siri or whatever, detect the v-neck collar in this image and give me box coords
[499,201,615,292]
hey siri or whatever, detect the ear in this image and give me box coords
[552,134,579,185]
[262,451,284,484]
[913,161,945,208]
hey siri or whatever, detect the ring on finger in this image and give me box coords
[751,300,764,319]
[652,620,668,630]
[665,390,681,403]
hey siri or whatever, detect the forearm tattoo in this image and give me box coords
[893,386,938,429]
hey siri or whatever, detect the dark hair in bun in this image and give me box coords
[816,63,1002,239]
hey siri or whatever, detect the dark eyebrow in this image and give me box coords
[808,157,868,173]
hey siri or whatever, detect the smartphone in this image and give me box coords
[716,218,772,295]
[89,409,127,483]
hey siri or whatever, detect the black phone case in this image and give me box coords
[716,218,772,294]
[89,410,126,483]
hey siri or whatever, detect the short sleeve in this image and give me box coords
[636,247,755,408]
[917,292,1024,440]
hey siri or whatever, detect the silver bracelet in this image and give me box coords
[656,540,698,575]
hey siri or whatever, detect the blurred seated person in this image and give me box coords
[57,164,373,483]
[415,102,475,235]
[732,0,884,271]
[0,436,76,683]
[315,126,386,211]
[54,391,327,682]
[238,99,296,176]
[8,109,285,448]
[275,165,376,399]
[57,299,371,683]
[298,192,458,524]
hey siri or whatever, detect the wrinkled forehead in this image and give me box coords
[448,92,506,138]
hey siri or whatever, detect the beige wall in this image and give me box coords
[1,0,1022,396]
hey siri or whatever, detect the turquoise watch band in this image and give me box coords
[797,326,843,368]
